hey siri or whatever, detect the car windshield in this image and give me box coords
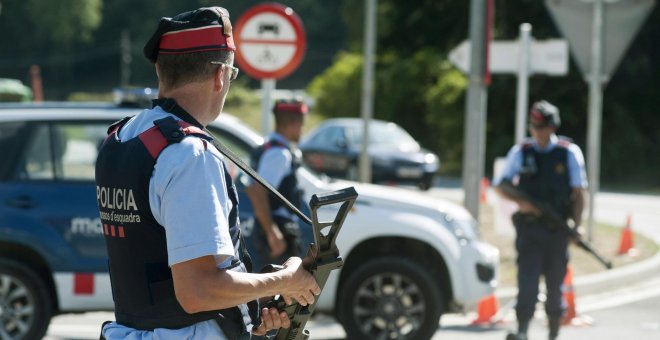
[346,122,418,148]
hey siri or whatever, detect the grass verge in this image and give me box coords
[479,203,659,289]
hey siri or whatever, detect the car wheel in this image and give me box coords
[418,176,433,191]
[0,258,53,340]
[338,257,443,340]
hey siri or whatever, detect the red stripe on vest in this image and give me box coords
[74,273,94,295]
[139,126,169,159]
[118,226,125,238]
[139,120,209,159]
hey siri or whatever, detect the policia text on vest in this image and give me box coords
[96,186,142,224]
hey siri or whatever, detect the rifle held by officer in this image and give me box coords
[497,181,613,270]
[262,187,358,340]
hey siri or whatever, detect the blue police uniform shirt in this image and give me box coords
[493,134,588,189]
[250,132,295,219]
[102,105,232,339]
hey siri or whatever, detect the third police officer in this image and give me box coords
[494,100,588,340]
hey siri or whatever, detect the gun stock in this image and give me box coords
[498,181,613,270]
[268,187,358,340]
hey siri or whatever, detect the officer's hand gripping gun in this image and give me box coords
[265,187,358,340]
[498,181,613,270]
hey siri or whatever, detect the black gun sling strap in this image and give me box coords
[204,128,313,226]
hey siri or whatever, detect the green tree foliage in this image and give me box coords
[0,0,658,187]
[25,0,102,46]
[311,0,471,175]
[307,52,363,119]
[309,0,660,187]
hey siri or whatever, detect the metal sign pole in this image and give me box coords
[261,79,276,136]
[515,23,532,144]
[586,0,604,241]
[462,0,489,221]
[360,0,377,183]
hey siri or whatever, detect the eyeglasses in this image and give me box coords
[210,61,239,81]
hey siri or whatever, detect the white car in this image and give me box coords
[0,101,499,340]
[227,115,499,340]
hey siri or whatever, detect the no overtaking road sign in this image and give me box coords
[234,3,306,80]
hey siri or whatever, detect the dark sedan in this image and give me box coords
[299,118,439,190]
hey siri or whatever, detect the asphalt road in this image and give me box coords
[45,189,660,340]
[45,276,660,340]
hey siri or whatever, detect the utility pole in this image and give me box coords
[515,23,532,144]
[462,0,490,221]
[586,0,604,241]
[360,0,377,183]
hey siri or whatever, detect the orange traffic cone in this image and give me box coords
[561,265,577,324]
[617,213,636,256]
[561,265,593,327]
[472,294,499,325]
[480,177,490,204]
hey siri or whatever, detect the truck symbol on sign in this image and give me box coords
[259,23,279,35]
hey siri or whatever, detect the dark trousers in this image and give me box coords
[250,215,302,272]
[512,213,569,322]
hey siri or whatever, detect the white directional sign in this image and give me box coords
[449,39,569,75]
[545,0,655,80]
[234,3,306,80]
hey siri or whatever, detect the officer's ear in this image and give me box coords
[213,65,225,92]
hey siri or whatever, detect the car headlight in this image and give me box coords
[443,213,479,245]
[424,153,439,171]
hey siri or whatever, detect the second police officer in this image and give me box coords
[494,100,588,340]
[246,99,308,271]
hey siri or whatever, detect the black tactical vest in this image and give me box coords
[95,99,257,336]
[251,138,303,212]
[517,138,573,219]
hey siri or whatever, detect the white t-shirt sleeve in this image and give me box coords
[567,144,588,189]
[149,137,236,267]
[257,147,292,188]
[492,145,522,186]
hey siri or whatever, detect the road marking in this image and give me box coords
[577,276,660,313]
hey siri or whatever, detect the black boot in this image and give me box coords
[548,317,561,340]
[505,332,528,340]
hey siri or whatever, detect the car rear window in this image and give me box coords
[13,121,109,181]
[0,121,29,179]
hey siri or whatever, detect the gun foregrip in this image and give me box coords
[309,187,358,209]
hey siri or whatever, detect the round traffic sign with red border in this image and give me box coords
[234,3,306,80]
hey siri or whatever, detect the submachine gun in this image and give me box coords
[263,187,358,340]
[497,181,612,270]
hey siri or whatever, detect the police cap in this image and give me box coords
[273,99,308,115]
[143,7,235,64]
[529,100,561,128]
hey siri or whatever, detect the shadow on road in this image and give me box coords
[440,323,508,333]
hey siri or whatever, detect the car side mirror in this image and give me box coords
[336,139,348,150]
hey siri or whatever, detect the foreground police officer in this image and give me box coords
[493,100,587,340]
[246,99,307,271]
[95,7,320,339]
